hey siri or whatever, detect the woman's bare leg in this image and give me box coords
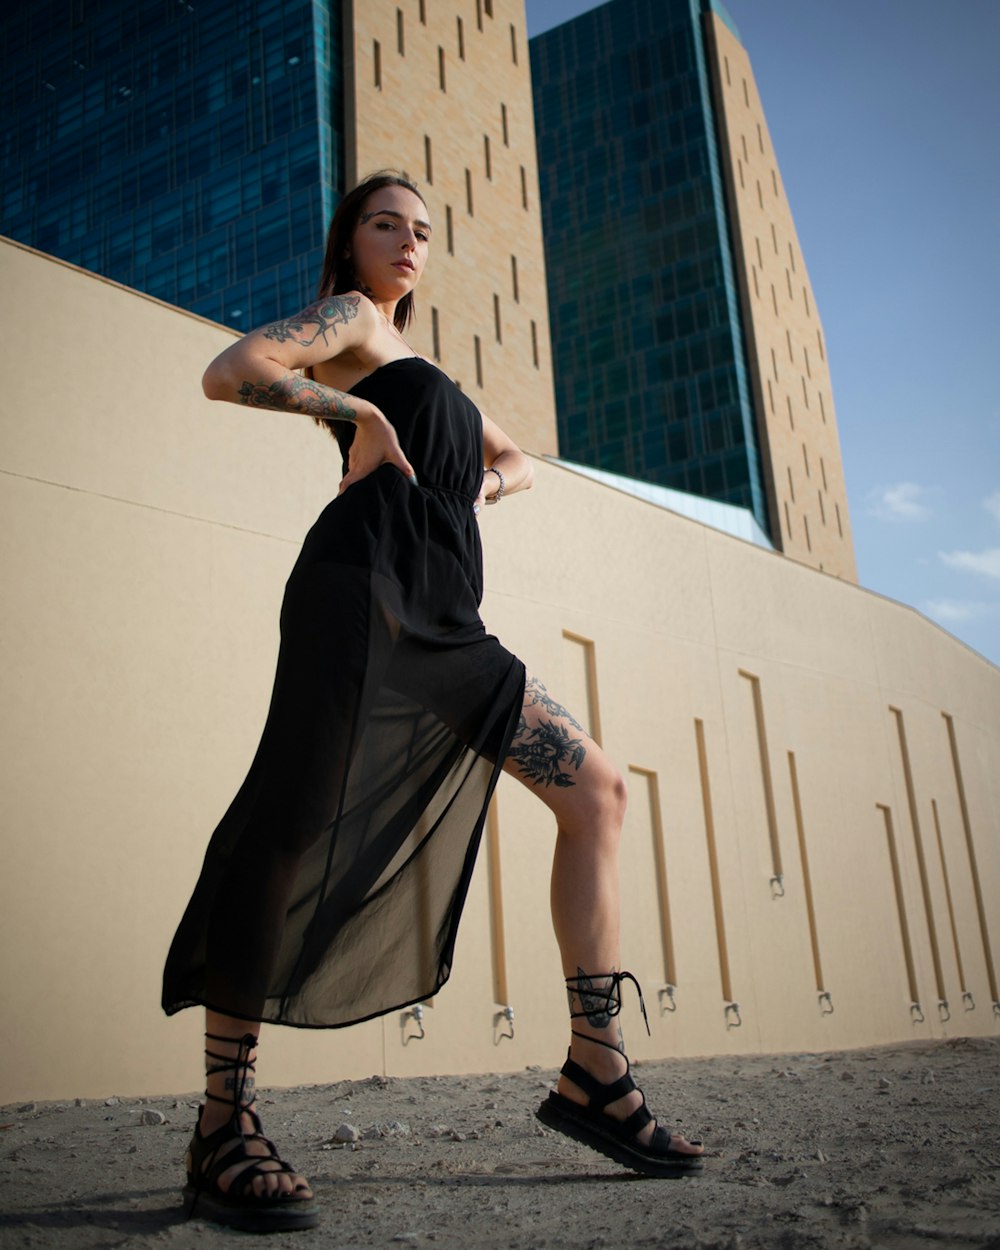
[503,675,701,1156]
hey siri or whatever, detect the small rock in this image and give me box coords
[362,1120,410,1139]
[525,1064,542,1072]
[104,1097,120,1106]
[920,1070,936,1085]
[18,1102,36,1113]
[815,1148,828,1163]
[877,1077,891,1089]
[139,1109,166,1126]
[840,1071,855,1082]
[392,1235,419,1243]
[74,1098,85,1108]
[333,1123,360,1143]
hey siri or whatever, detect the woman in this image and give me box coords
[163,170,703,1232]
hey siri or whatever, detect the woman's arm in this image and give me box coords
[481,413,534,503]
[202,294,375,418]
[202,293,416,486]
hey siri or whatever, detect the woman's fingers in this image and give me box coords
[335,407,416,494]
[338,449,417,494]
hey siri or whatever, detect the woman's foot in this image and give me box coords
[537,970,704,1176]
[184,1030,319,1231]
[192,1100,315,1202]
[558,1031,703,1157]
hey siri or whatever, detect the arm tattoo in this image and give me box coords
[524,676,586,735]
[238,373,357,421]
[259,295,360,348]
[508,714,586,788]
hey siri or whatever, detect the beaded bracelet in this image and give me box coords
[485,465,505,504]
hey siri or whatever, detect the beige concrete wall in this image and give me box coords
[705,13,858,583]
[344,0,557,458]
[1,238,997,1105]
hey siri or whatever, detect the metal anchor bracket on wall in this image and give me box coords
[937,999,951,1023]
[909,1000,925,1024]
[769,874,785,899]
[658,984,677,1014]
[817,990,834,1015]
[492,1005,514,1043]
[962,990,975,1011]
[401,1003,426,1044]
[993,1000,1000,1020]
[724,1001,742,1028]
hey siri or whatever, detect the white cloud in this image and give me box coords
[984,491,1000,524]
[923,598,989,624]
[869,482,931,521]
[939,547,1000,579]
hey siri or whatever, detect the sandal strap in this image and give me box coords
[620,1102,654,1138]
[565,970,651,1036]
[191,1107,299,1199]
[560,1054,637,1109]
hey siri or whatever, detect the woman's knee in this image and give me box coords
[605,762,629,825]
[580,756,628,829]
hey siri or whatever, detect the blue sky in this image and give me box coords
[526,0,1000,667]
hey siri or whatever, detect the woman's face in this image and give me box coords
[347,185,431,302]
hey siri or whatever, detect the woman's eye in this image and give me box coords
[376,221,393,230]
[416,232,428,242]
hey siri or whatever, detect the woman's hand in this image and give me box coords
[338,404,417,494]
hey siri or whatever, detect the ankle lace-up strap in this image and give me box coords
[565,970,651,1036]
[204,1031,258,1113]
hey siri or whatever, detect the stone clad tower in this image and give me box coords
[344,0,558,454]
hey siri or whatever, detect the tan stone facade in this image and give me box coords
[343,0,557,456]
[2,239,997,1104]
[704,13,857,581]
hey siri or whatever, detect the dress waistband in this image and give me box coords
[421,481,477,506]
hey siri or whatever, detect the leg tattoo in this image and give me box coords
[524,676,586,734]
[507,676,587,788]
[508,714,586,788]
[568,968,618,1028]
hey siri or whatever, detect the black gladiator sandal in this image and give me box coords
[536,971,704,1178]
[183,1031,320,1232]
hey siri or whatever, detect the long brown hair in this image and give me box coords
[316,170,425,330]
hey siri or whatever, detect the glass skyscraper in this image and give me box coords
[0,0,344,330]
[530,0,770,534]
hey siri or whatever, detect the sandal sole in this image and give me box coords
[536,1093,705,1178]
[183,1184,321,1232]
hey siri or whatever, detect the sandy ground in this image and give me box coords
[2,1037,999,1250]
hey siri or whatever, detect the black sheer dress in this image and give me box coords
[162,357,526,1026]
